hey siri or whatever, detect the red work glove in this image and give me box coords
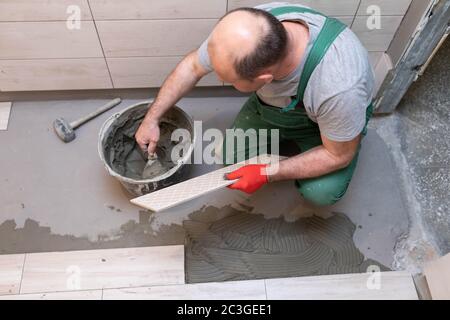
[225,164,269,194]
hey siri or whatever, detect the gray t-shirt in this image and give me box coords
[198,2,375,142]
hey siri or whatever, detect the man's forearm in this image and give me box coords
[143,51,206,124]
[267,145,353,182]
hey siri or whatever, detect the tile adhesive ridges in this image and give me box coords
[185,206,389,283]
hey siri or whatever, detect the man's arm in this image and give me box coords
[226,135,361,194]
[135,49,210,153]
[267,134,361,181]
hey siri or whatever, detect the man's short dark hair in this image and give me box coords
[223,7,288,80]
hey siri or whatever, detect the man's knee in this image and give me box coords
[295,177,350,206]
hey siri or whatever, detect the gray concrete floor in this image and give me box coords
[389,38,450,256]
[0,95,413,269]
[357,40,450,271]
[1,46,447,276]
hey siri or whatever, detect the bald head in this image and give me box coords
[210,11,265,67]
[208,8,288,81]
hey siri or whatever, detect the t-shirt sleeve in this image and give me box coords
[316,88,368,142]
[197,38,214,72]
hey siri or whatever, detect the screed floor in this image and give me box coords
[0,96,410,270]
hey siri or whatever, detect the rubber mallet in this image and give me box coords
[53,98,122,143]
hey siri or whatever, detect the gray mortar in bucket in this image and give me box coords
[98,101,195,197]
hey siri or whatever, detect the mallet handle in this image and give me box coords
[70,98,122,129]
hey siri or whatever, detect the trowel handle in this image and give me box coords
[138,145,158,160]
[70,98,122,129]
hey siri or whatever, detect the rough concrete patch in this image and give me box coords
[369,115,440,272]
[0,216,185,255]
[384,38,450,258]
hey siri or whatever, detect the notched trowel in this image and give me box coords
[140,147,166,179]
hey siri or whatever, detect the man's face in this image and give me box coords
[223,75,267,93]
[212,61,268,92]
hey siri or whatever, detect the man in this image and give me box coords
[135,2,375,206]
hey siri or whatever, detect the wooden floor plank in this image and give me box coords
[20,246,184,294]
[103,280,266,300]
[265,271,418,300]
[3,267,419,300]
[424,253,450,300]
[0,254,25,295]
[0,290,102,300]
[0,102,12,130]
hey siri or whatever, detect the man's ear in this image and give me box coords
[256,74,273,84]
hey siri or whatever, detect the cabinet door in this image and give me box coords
[351,16,404,51]
[0,0,92,21]
[107,57,221,88]
[228,0,360,16]
[357,0,412,15]
[0,21,103,59]
[96,19,217,57]
[0,59,113,91]
[89,0,226,20]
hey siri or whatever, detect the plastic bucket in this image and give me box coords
[98,100,195,197]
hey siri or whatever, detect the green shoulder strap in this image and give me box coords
[269,6,347,113]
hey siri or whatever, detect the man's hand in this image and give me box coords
[135,118,160,155]
[134,50,209,155]
[225,164,269,194]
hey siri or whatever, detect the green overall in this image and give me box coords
[222,6,373,206]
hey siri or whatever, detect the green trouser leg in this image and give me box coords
[222,96,373,207]
[294,148,361,206]
[294,104,373,206]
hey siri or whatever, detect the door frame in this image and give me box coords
[375,0,450,114]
